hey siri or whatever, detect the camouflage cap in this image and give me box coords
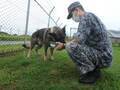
[67,1,81,19]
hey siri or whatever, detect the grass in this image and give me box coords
[0,46,120,90]
[0,45,24,53]
[0,35,30,41]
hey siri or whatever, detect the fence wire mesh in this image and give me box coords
[0,0,62,56]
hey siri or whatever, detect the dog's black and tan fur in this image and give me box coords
[22,26,66,60]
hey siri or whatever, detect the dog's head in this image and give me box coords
[48,26,66,43]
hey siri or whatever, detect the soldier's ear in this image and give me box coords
[62,25,66,34]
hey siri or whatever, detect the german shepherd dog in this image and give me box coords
[22,26,66,60]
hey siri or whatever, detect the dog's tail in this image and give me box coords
[22,44,30,49]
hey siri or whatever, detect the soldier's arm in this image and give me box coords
[73,26,91,44]
[73,13,102,44]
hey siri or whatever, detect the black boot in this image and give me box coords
[79,69,101,84]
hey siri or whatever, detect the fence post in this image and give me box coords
[0,25,2,32]
[34,0,58,26]
[70,28,72,39]
[48,6,55,28]
[56,17,60,26]
[10,28,12,35]
[24,0,31,44]
[59,23,63,27]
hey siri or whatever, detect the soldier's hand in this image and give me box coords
[55,42,65,50]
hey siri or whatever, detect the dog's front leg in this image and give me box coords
[49,47,54,60]
[27,48,31,58]
[44,45,48,61]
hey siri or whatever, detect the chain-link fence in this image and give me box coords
[0,0,63,57]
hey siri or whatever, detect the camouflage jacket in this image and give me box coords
[74,12,112,54]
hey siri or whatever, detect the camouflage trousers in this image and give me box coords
[65,40,112,75]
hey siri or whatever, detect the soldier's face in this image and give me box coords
[73,8,85,17]
[72,8,79,17]
[72,9,80,22]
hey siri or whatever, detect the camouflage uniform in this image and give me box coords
[66,12,112,75]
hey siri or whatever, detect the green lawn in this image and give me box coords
[0,45,24,53]
[0,35,30,41]
[0,46,120,90]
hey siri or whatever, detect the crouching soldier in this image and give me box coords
[56,1,112,84]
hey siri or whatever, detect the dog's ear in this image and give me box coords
[62,25,66,34]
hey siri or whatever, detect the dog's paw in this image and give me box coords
[27,54,30,58]
[44,55,47,61]
[55,43,65,50]
[50,56,54,60]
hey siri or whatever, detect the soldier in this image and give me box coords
[56,1,112,84]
